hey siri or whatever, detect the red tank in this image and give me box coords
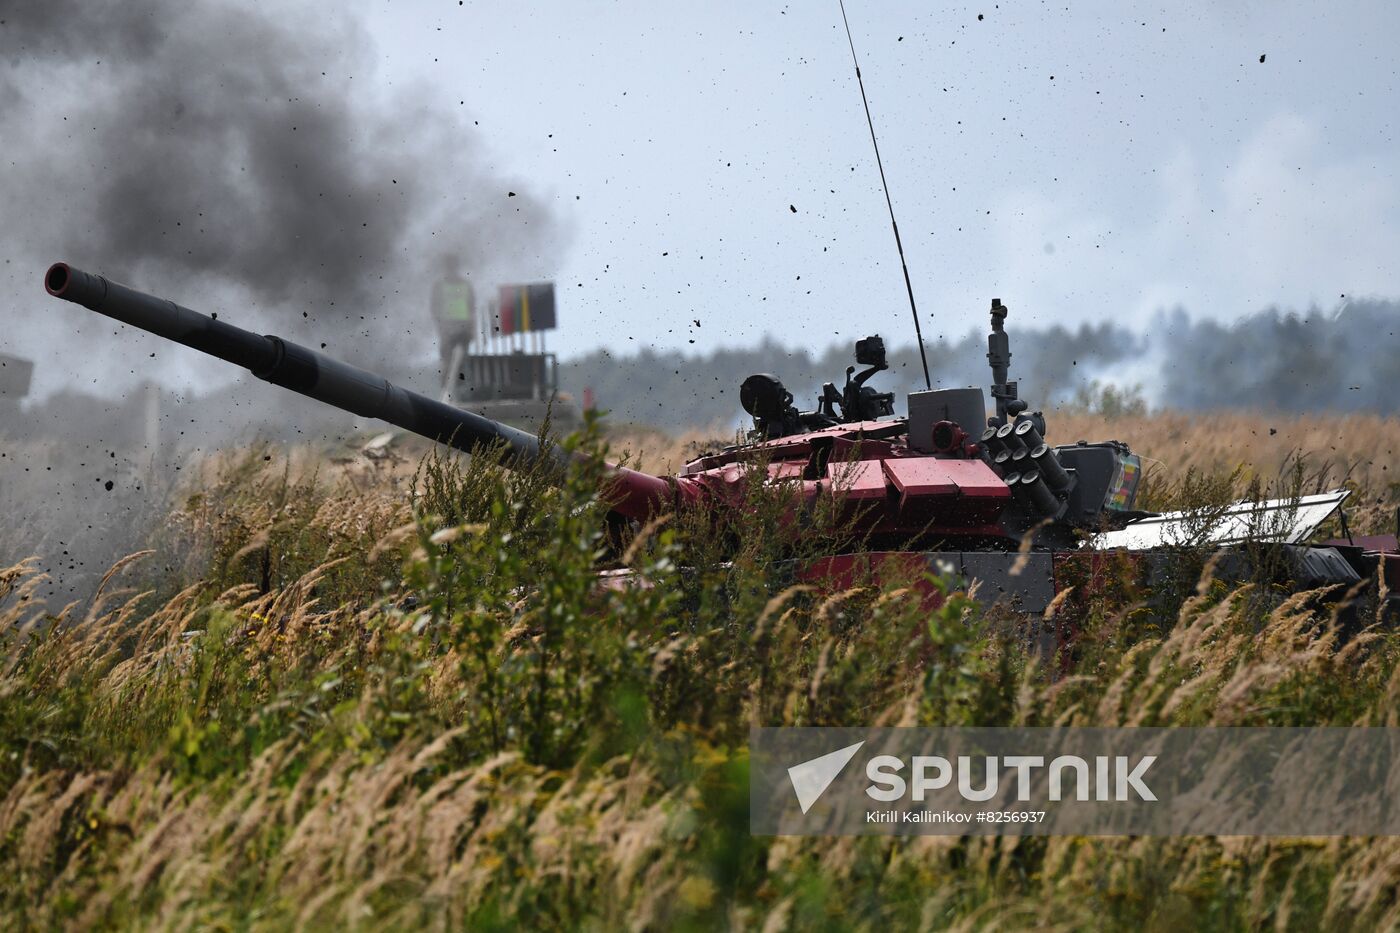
[46,263,1388,629]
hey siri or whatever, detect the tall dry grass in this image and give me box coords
[0,411,1397,929]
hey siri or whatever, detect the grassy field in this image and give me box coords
[2,412,1399,930]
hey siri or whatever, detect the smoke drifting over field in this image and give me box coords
[0,0,567,603]
[1,0,563,387]
[1156,299,1400,413]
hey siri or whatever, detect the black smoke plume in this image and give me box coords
[1,0,564,384]
[0,0,565,604]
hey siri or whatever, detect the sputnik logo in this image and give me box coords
[787,741,865,813]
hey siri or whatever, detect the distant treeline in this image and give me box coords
[10,299,1396,448]
[561,299,1399,430]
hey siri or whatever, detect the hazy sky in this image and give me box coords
[356,0,1399,357]
[3,0,1397,396]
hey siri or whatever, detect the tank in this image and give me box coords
[45,263,1392,625]
[42,262,1135,544]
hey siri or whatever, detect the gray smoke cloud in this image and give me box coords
[1,0,565,391]
[1155,300,1400,412]
[0,0,567,604]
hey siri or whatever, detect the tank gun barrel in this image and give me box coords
[44,263,673,520]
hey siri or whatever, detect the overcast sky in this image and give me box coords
[358,0,1399,355]
[3,0,1397,395]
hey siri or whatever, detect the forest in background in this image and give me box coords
[560,298,1399,430]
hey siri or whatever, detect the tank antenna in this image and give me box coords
[837,0,932,390]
